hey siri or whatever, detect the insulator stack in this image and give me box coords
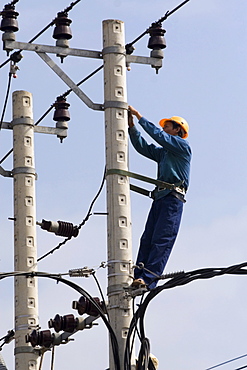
[147,22,166,73]
[0,3,19,54]
[57,220,78,238]
[148,23,166,50]
[72,296,104,316]
[26,330,53,348]
[0,4,19,32]
[52,11,72,63]
[53,96,70,142]
[53,12,72,41]
[38,219,79,238]
[48,314,77,333]
[53,96,70,122]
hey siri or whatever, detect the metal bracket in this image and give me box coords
[1,121,67,137]
[4,41,103,60]
[4,41,162,67]
[102,46,125,55]
[36,52,104,111]
[0,166,12,178]
[126,54,162,68]
[123,285,148,298]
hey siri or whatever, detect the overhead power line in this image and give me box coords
[37,166,106,262]
[0,0,82,69]
[0,72,12,131]
[125,0,190,53]
[205,353,247,370]
[0,63,103,165]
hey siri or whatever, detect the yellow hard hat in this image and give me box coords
[159,116,189,139]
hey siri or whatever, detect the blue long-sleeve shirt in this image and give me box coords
[129,116,192,200]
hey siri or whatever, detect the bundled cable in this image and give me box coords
[124,261,247,369]
[0,271,120,370]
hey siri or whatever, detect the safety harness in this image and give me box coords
[106,169,186,203]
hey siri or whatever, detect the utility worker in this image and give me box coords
[128,105,192,289]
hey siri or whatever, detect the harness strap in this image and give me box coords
[106,168,186,202]
[130,184,151,197]
[106,168,181,190]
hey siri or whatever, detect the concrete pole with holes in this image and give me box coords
[102,20,135,369]
[12,91,40,370]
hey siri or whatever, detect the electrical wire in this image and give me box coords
[205,353,247,370]
[5,0,19,6]
[92,271,110,322]
[37,166,106,261]
[0,63,103,165]
[38,351,44,370]
[0,72,12,131]
[62,65,103,98]
[50,346,55,370]
[137,337,150,370]
[125,0,190,53]
[2,261,247,369]
[0,270,120,369]
[0,0,82,69]
[124,261,247,370]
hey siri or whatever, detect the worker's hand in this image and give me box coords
[128,105,142,121]
[128,110,134,128]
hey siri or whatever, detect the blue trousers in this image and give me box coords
[134,193,183,289]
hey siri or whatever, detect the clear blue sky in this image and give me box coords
[1,0,247,369]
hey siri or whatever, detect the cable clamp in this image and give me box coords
[107,259,132,265]
[14,346,39,355]
[104,101,128,110]
[69,267,95,277]
[12,167,36,176]
[11,117,34,126]
[102,45,125,56]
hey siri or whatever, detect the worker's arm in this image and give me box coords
[128,124,161,162]
[139,117,191,156]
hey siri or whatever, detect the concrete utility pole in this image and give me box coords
[12,91,40,369]
[102,20,135,369]
[2,17,162,370]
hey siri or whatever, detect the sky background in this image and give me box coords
[0,0,247,369]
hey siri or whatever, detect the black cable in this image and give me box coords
[0,329,14,346]
[0,271,120,370]
[37,166,106,262]
[125,0,190,52]
[205,353,247,370]
[0,63,103,165]
[0,72,12,131]
[0,148,13,165]
[62,65,103,98]
[34,105,54,126]
[92,271,110,322]
[137,337,150,370]
[124,261,247,370]
[6,0,19,6]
